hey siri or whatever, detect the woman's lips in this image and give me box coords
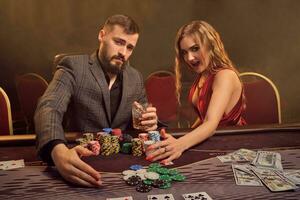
[190,60,201,68]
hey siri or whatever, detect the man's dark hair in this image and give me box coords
[103,14,139,34]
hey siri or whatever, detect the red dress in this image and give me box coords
[188,72,246,127]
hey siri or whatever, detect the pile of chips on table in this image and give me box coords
[75,128,122,156]
[122,163,186,193]
[76,128,165,158]
[76,132,100,155]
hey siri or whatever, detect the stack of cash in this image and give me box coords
[218,149,299,192]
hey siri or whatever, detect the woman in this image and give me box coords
[146,20,246,164]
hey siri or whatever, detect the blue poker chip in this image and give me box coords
[130,164,143,171]
[102,128,113,133]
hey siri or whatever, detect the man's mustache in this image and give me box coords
[112,54,125,62]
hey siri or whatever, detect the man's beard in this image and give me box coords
[100,53,126,75]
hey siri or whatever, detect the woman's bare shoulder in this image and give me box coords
[214,69,239,83]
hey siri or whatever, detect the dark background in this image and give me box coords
[0,0,299,124]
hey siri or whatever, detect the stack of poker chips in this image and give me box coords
[75,138,88,146]
[76,133,94,146]
[143,140,155,156]
[148,131,160,142]
[111,135,121,154]
[83,133,94,142]
[132,138,143,156]
[100,134,112,156]
[87,140,100,156]
[122,163,186,193]
[76,132,95,146]
[120,134,133,154]
[98,133,121,156]
[111,128,123,140]
[138,133,149,152]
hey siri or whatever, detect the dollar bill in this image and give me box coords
[217,149,257,163]
[232,164,263,186]
[252,151,283,170]
[234,149,257,162]
[283,169,300,185]
[251,167,298,192]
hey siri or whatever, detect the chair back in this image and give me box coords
[145,71,179,125]
[15,73,48,132]
[240,72,281,124]
[0,87,13,135]
[53,53,83,73]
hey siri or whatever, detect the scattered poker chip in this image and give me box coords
[123,174,133,181]
[130,164,143,171]
[156,167,169,175]
[168,169,179,176]
[159,174,172,182]
[125,175,141,186]
[152,179,166,188]
[143,179,153,185]
[145,172,160,180]
[171,174,186,181]
[159,181,172,189]
[136,169,147,174]
[136,183,152,193]
[149,163,161,169]
[137,173,146,180]
[147,167,158,173]
[122,162,186,193]
[122,170,136,176]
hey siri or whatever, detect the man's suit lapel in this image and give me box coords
[88,53,111,124]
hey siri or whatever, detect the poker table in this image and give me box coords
[0,123,300,200]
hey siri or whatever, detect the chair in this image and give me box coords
[53,53,83,73]
[0,87,13,135]
[15,73,49,133]
[145,70,180,127]
[240,72,281,124]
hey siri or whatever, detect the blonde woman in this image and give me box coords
[146,21,246,164]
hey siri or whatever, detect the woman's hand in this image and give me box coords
[145,130,186,164]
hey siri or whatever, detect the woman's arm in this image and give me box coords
[146,70,241,163]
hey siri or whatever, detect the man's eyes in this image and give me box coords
[114,40,123,45]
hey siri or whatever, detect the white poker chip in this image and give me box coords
[136,169,147,174]
[145,172,159,180]
[137,173,146,180]
[123,174,134,181]
[122,170,136,176]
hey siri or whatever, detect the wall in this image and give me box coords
[0,0,299,123]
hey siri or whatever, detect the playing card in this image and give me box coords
[106,196,133,200]
[182,192,213,200]
[0,159,25,170]
[148,193,175,200]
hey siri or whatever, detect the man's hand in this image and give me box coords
[51,144,102,187]
[141,105,158,131]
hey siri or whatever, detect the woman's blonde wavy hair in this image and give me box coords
[174,20,239,103]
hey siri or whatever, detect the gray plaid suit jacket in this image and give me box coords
[35,52,147,152]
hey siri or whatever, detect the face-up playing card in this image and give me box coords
[182,192,213,200]
[106,196,133,200]
[147,194,175,200]
[0,159,25,170]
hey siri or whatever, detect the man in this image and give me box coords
[35,15,158,187]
